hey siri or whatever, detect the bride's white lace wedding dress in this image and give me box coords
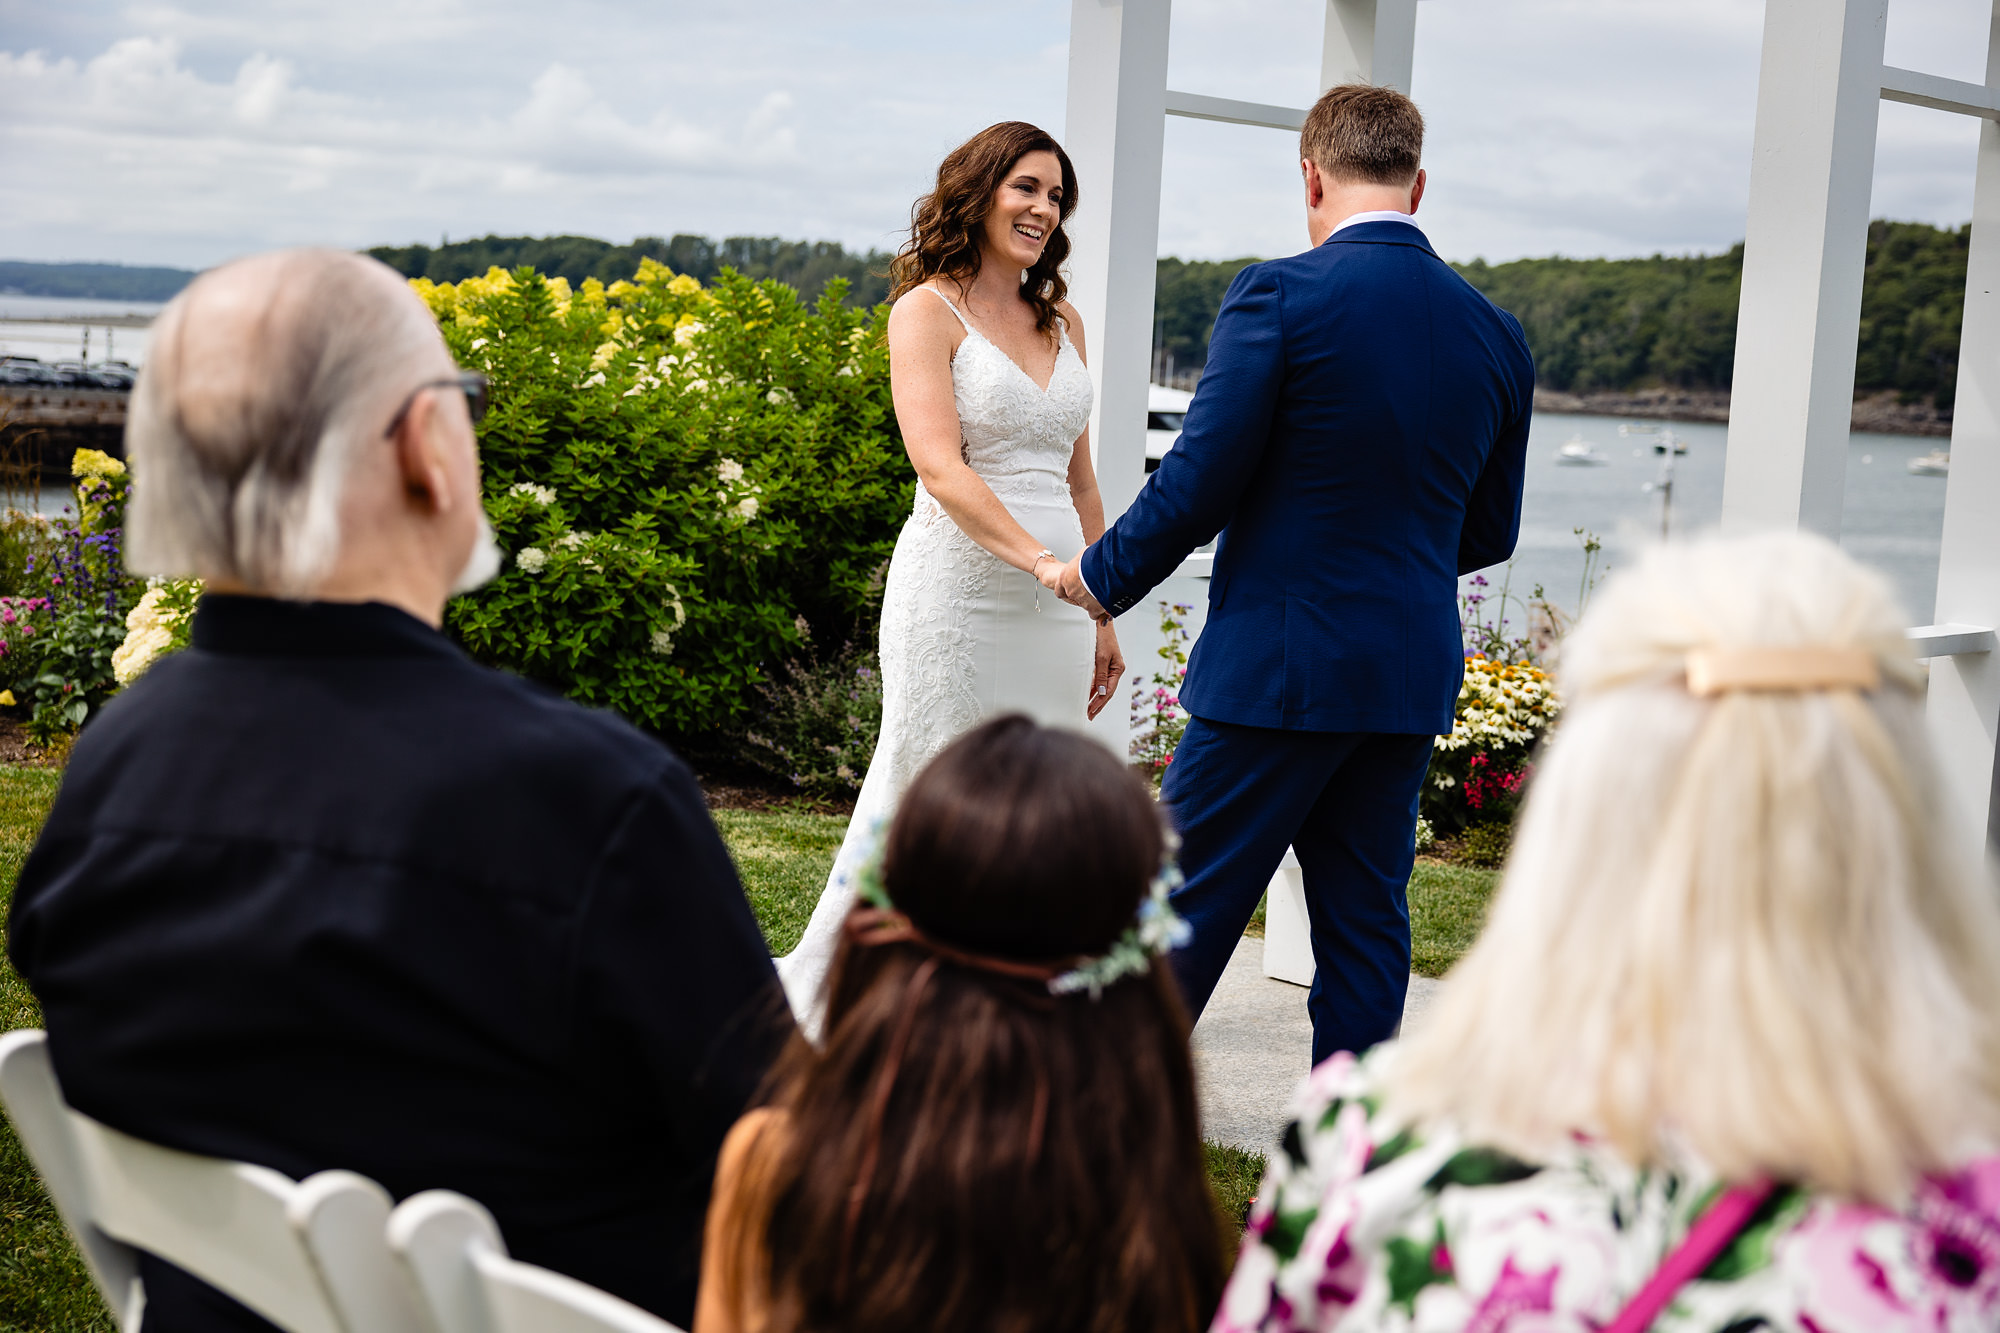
[776,287,1096,1018]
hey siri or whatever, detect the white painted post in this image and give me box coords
[1063,0,1171,531]
[1720,0,1887,538]
[1064,0,1171,753]
[1927,2,2000,858]
[1324,0,1418,93]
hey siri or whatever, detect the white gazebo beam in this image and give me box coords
[1926,2,2000,857]
[1879,64,2000,119]
[1720,0,1888,538]
[1164,91,1306,132]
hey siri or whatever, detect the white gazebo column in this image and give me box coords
[1927,3,2000,856]
[1063,0,1170,755]
[1323,0,1418,92]
[1063,0,1170,529]
[1720,0,1888,537]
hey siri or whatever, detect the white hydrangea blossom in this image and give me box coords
[650,628,675,656]
[556,531,590,549]
[508,483,557,506]
[581,372,606,388]
[717,458,745,484]
[766,387,794,407]
[516,548,547,574]
[734,496,760,520]
[673,321,705,347]
[112,586,176,686]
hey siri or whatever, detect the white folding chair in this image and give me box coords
[0,1028,426,1333]
[389,1190,684,1333]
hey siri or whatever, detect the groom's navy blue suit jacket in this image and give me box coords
[1082,218,1534,735]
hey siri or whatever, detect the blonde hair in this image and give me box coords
[1387,531,2000,1203]
[126,248,444,596]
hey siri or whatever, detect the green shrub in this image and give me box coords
[740,641,884,799]
[415,261,912,736]
[1454,821,1513,869]
[0,510,59,598]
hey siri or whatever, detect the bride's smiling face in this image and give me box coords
[980,150,1064,272]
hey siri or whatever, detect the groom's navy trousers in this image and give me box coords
[1163,721,1432,1065]
[1081,218,1535,1063]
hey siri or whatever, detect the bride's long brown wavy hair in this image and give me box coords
[889,122,1079,337]
[717,716,1224,1333]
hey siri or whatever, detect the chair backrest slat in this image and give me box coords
[390,1191,684,1333]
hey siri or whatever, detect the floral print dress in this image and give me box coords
[1215,1047,2000,1333]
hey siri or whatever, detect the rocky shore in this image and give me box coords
[1534,387,1953,438]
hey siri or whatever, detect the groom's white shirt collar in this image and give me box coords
[1328,209,1426,240]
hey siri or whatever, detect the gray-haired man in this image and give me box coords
[8,249,789,1332]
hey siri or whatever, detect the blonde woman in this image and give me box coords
[1215,532,2000,1333]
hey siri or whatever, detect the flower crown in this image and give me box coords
[850,821,1192,999]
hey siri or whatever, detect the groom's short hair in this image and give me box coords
[1301,84,1424,186]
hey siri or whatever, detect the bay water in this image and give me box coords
[1476,412,1948,630]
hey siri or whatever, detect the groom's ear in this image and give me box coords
[1302,158,1325,209]
[1409,168,1427,215]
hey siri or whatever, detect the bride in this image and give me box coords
[777,121,1126,1017]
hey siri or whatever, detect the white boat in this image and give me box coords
[1144,382,1193,473]
[1908,449,1949,477]
[1553,435,1608,466]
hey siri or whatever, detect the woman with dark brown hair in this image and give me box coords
[697,716,1225,1333]
[778,124,1126,1020]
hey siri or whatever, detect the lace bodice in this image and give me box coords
[923,287,1093,509]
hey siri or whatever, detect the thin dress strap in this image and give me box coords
[920,284,973,331]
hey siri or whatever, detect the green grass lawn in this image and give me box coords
[0,788,1499,1328]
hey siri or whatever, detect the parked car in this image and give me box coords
[0,360,59,387]
[88,365,135,390]
[51,361,95,388]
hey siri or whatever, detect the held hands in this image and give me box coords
[1088,619,1125,720]
[1052,553,1110,623]
[1031,549,1121,719]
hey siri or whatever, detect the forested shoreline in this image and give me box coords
[1155,220,1970,409]
[5,220,1972,412]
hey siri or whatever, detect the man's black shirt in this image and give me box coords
[7,596,790,1330]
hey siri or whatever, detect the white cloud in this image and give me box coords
[0,0,1992,269]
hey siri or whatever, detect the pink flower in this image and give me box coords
[1781,1167,2000,1333]
[1465,1257,1559,1333]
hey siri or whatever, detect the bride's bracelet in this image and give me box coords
[1030,549,1058,577]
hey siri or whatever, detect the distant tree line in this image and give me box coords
[1154,220,1970,407]
[7,219,1970,405]
[368,234,895,308]
[0,261,196,302]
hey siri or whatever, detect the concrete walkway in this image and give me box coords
[1190,935,1442,1153]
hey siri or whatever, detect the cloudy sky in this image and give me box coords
[1,0,1993,271]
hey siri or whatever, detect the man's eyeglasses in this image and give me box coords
[383,371,490,439]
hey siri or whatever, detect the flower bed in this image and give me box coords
[1423,654,1562,834]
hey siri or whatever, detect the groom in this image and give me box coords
[1058,84,1533,1063]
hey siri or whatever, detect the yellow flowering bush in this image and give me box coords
[1424,655,1563,832]
[70,448,129,532]
[420,259,907,736]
